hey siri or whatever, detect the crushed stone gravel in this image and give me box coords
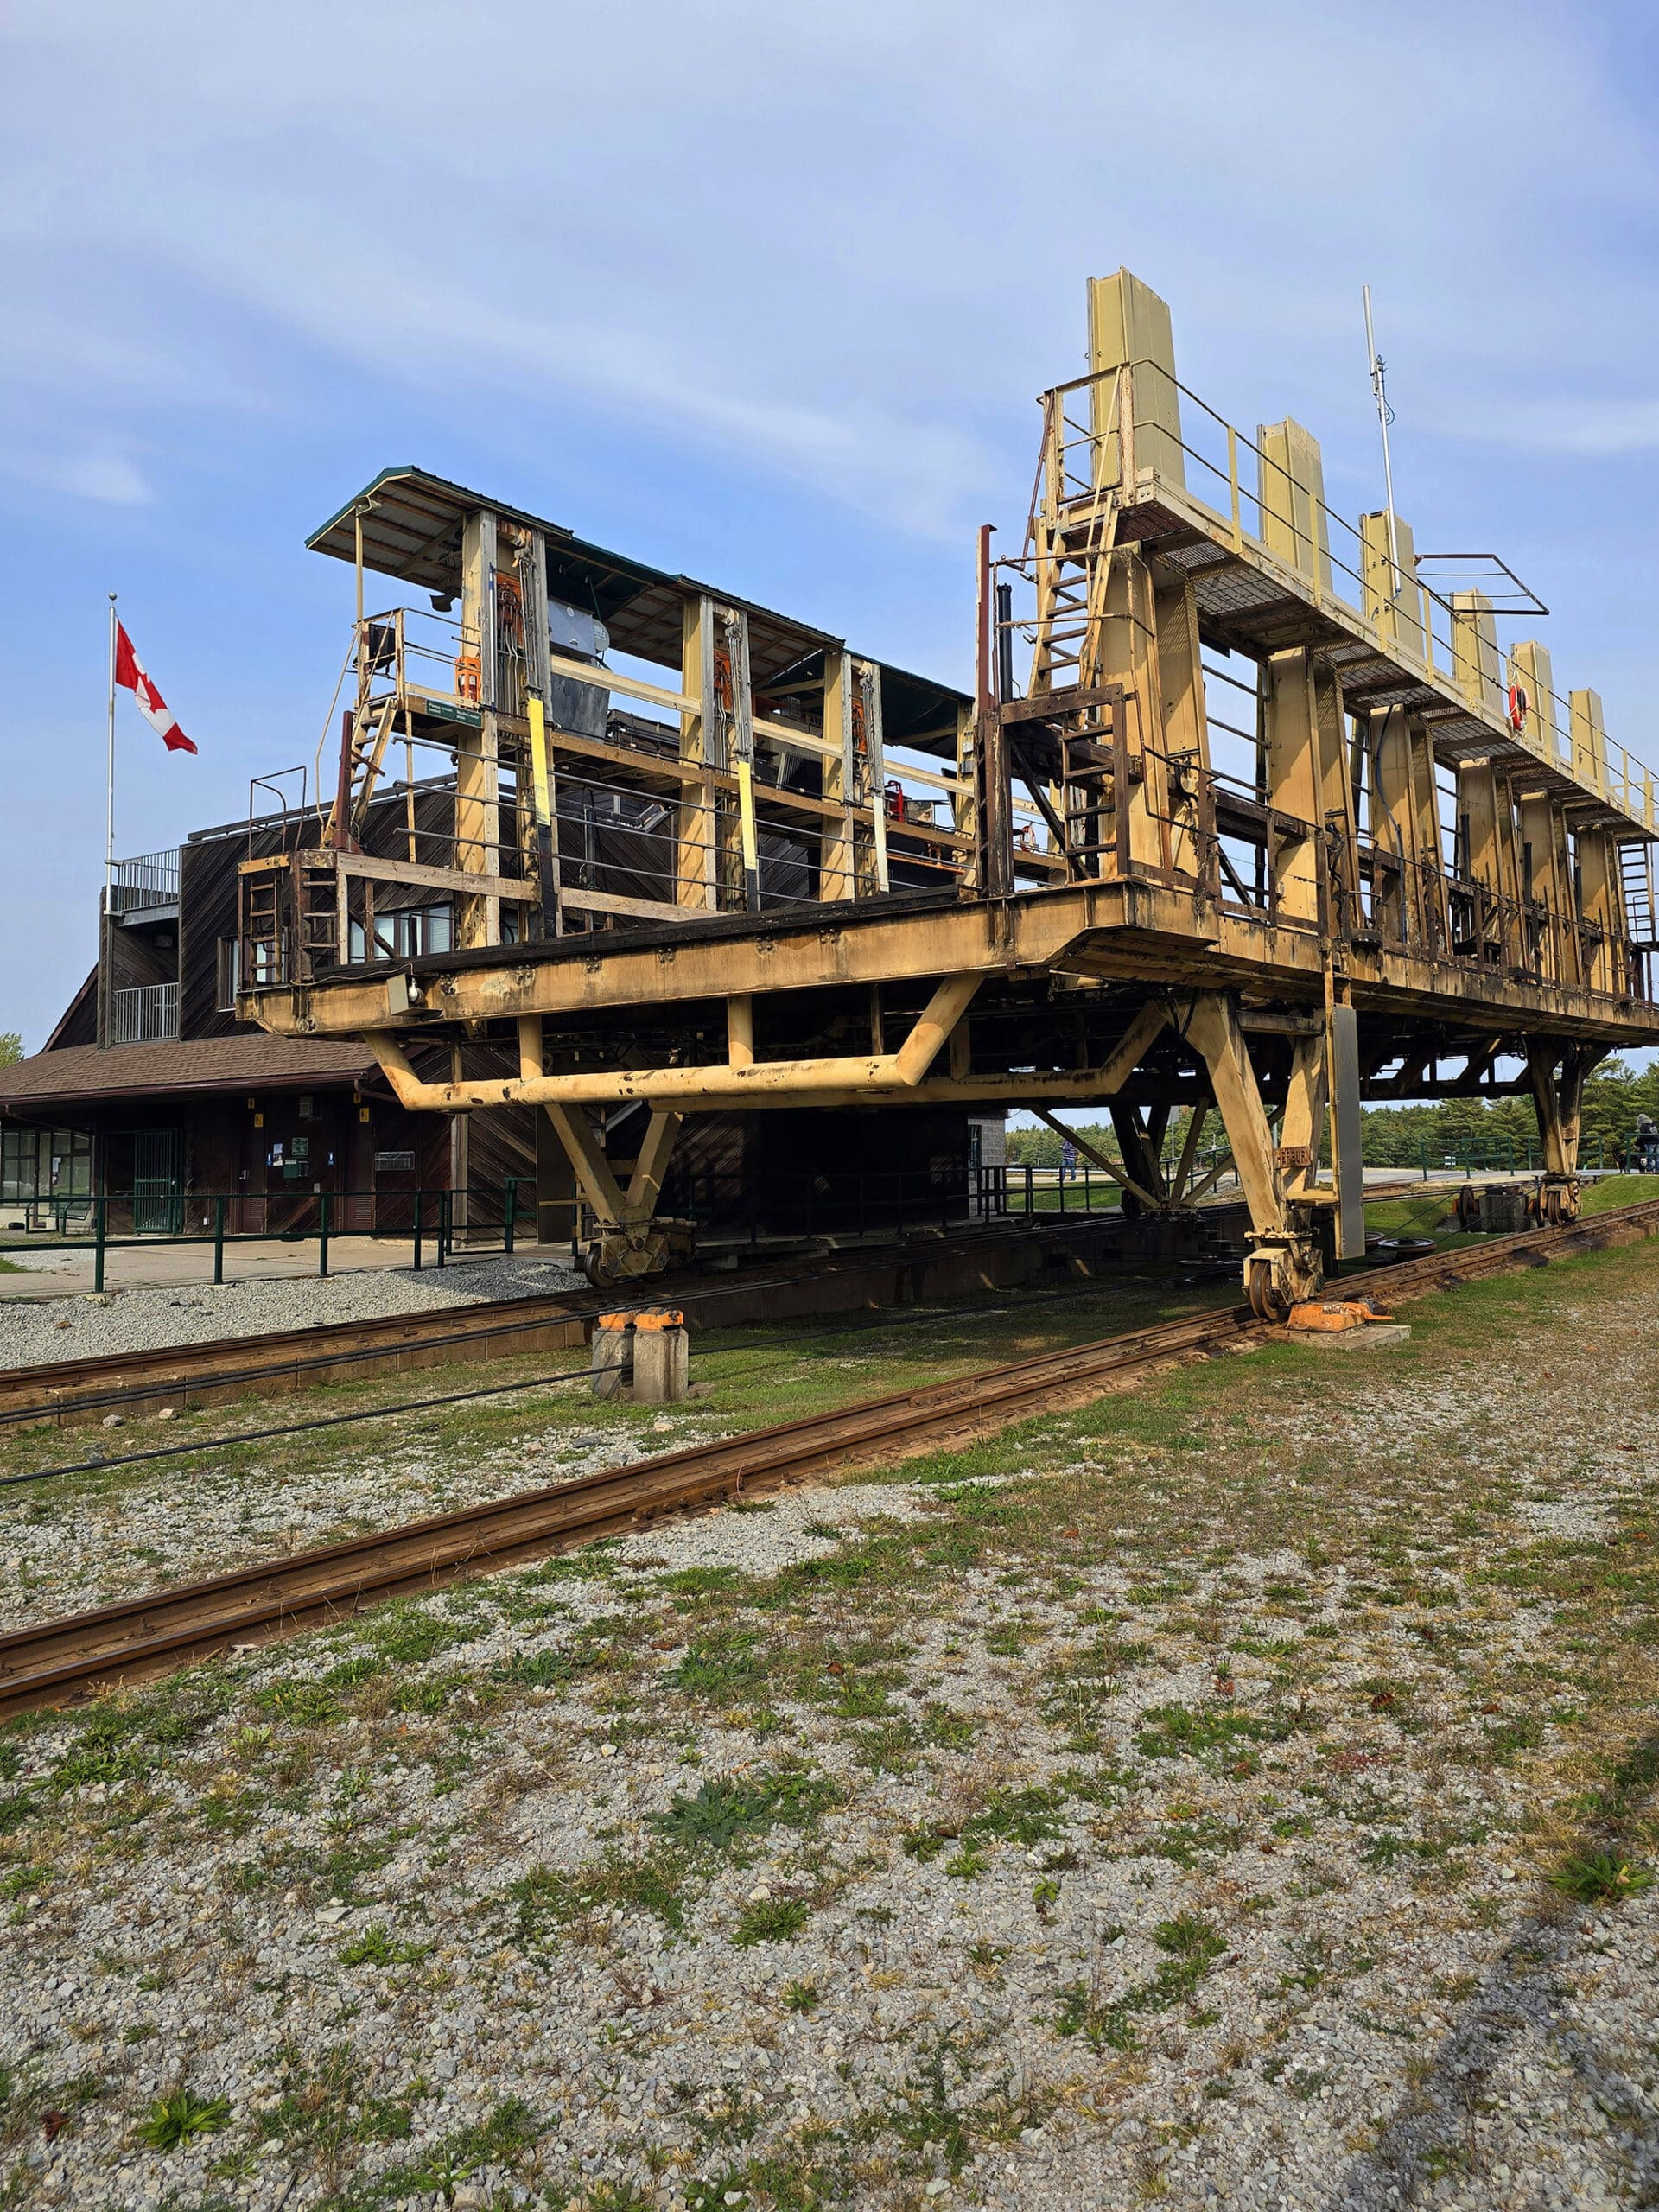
[3,1251,1659,2209]
[0,1251,585,1370]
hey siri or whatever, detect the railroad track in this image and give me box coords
[0,1214,1132,1432]
[3,1192,1655,1722]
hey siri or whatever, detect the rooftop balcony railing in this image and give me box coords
[108,849,181,914]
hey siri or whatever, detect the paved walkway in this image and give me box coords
[0,1233,505,1300]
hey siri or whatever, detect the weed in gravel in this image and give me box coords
[783,1980,822,2013]
[252,2042,414,2171]
[648,1764,841,1855]
[1548,1851,1655,1904]
[732,1896,811,1945]
[1135,1701,1289,1762]
[1054,1912,1226,2051]
[313,2096,544,2210]
[337,1922,430,1968]
[0,2064,103,2151]
[492,1646,573,1690]
[137,2087,230,2151]
[671,1630,765,1700]
[510,1853,685,1944]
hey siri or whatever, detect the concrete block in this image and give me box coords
[633,1317,689,1404]
[591,1313,633,1399]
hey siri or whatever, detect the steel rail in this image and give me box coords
[0,1216,1127,1430]
[3,1193,1655,1721]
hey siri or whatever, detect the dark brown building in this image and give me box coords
[0,788,531,1238]
[1,788,1000,1249]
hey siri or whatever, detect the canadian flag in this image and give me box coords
[115,622,197,754]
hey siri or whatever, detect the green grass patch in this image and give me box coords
[731,1895,811,1946]
[648,1764,842,1854]
[138,2087,230,2151]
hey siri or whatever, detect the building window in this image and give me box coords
[2,1126,93,1207]
[347,903,454,964]
[217,936,240,1011]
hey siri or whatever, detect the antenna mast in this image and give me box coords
[1363,284,1402,603]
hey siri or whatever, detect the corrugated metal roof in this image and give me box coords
[0,1035,377,1111]
[306,467,968,751]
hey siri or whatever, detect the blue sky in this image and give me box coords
[3,0,1657,1047]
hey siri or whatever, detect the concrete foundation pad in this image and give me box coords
[1287,1322,1412,1351]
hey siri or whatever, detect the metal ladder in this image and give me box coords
[1618,839,1656,945]
[242,868,285,988]
[323,696,400,847]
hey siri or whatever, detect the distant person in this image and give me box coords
[1637,1114,1659,1173]
[1060,1139,1077,1183]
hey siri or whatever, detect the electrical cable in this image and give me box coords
[0,1262,1234,1493]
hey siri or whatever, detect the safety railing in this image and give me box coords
[1027,355,1658,834]
[107,982,178,1046]
[984,1156,1241,1219]
[0,1181,530,1292]
[107,849,181,914]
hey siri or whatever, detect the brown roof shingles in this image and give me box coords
[0,1033,377,1110]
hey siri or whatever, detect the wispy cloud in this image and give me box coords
[7,0,1654,541]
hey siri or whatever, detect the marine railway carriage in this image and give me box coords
[238,270,1659,1313]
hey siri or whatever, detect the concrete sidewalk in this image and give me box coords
[0,1233,503,1300]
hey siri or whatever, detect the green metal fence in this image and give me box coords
[0,1181,529,1294]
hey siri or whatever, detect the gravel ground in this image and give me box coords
[2,1244,1658,2209]
[0,1399,721,1632]
[0,1254,586,1370]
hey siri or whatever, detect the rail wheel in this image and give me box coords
[1535,1176,1581,1227]
[1244,1233,1324,1324]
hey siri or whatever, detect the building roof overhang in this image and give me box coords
[0,1036,378,1117]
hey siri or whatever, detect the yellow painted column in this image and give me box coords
[1257,419,1332,594]
[821,650,855,902]
[455,510,502,949]
[1451,591,1504,721]
[1508,640,1560,765]
[1087,269,1185,488]
[677,596,719,910]
[1569,688,1607,797]
[1360,512,1427,658]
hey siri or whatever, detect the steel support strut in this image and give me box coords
[1527,1045,1594,1224]
[1185,991,1325,1319]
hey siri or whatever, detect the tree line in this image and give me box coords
[1004,1056,1659,1173]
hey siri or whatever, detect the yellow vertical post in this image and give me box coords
[1569,688,1606,797]
[678,595,719,910]
[1257,419,1332,594]
[1087,270,1185,488]
[1516,788,1578,985]
[1508,640,1560,764]
[1261,652,1324,925]
[1152,577,1210,883]
[718,607,758,912]
[1360,511,1427,658]
[821,649,855,901]
[952,703,978,893]
[1451,591,1504,721]
[1578,828,1624,993]
[855,660,890,894]
[456,510,501,949]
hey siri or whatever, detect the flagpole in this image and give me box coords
[106,594,118,895]
[103,594,117,1052]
